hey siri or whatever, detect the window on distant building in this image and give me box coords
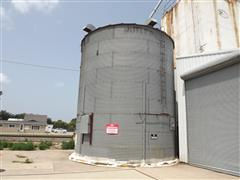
[9,124,15,128]
[0,124,3,127]
[32,125,40,130]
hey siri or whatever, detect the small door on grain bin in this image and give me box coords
[146,131,162,160]
[79,115,89,134]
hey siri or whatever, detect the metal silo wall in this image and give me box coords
[161,0,240,57]
[76,24,175,162]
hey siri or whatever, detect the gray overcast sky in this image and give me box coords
[1,0,175,121]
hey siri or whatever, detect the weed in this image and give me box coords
[16,155,26,158]
[12,158,33,164]
[24,158,33,163]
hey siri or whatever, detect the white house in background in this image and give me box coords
[0,114,48,133]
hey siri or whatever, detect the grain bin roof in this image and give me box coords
[81,23,174,48]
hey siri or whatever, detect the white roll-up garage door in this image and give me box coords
[185,63,240,176]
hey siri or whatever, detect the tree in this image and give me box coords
[53,120,68,129]
[47,118,53,124]
[0,111,25,120]
[0,110,14,120]
[14,113,25,119]
[67,118,76,132]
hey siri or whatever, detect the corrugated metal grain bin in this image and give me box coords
[74,23,176,163]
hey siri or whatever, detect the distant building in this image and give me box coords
[0,114,47,133]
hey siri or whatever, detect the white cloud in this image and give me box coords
[0,6,14,31]
[55,82,65,88]
[11,0,59,14]
[0,73,10,84]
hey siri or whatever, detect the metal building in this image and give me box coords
[181,51,240,176]
[160,0,240,175]
[175,49,239,163]
[74,23,176,163]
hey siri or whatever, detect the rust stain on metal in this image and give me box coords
[228,0,240,47]
[164,1,178,68]
[191,0,198,53]
[166,11,173,37]
[173,49,176,69]
[174,0,179,20]
[213,0,222,50]
[173,0,179,65]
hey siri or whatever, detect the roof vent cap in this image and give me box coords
[83,24,96,33]
[144,18,157,27]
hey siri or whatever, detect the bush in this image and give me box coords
[10,142,34,151]
[0,141,13,149]
[38,141,52,150]
[38,143,48,150]
[0,141,8,148]
[45,141,52,147]
[61,140,74,150]
[7,142,13,148]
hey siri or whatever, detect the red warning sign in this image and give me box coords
[106,123,119,135]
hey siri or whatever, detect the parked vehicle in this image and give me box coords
[52,128,67,134]
[45,125,53,133]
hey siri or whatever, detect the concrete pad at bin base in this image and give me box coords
[2,170,153,180]
[136,163,238,180]
[69,152,179,168]
[1,150,238,180]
